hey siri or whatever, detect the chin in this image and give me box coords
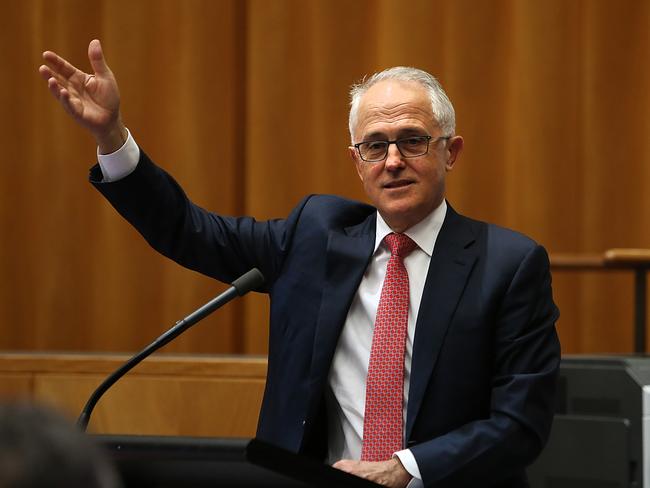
[380,200,433,230]
[380,198,417,216]
[379,208,417,230]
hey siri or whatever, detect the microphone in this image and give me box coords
[77,268,265,431]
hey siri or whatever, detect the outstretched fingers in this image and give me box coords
[43,70,83,118]
[38,64,53,83]
[58,87,85,119]
[40,64,69,89]
[38,40,122,139]
[41,66,71,100]
[41,50,80,80]
[87,39,110,76]
[46,75,63,99]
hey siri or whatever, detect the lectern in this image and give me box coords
[97,436,307,487]
[97,435,380,487]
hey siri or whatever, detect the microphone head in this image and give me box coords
[231,268,265,296]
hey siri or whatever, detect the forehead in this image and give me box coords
[355,80,436,138]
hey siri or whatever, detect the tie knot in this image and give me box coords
[384,233,417,258]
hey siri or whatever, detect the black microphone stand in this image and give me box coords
[77,268,264,431]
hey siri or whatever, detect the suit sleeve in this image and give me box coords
[89,150,306,290]
[411,244,560,487]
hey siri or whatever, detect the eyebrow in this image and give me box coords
[362,127,429,141]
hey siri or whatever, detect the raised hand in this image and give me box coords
[39,39,126,154]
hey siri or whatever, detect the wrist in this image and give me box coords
[392,457,412,486]
[96,120,127,155]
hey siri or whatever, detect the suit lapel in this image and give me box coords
[303,206,479,441]
[307,214,376,395]
[406,206,479,440]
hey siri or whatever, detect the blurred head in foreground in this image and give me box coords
[0,402,121,488]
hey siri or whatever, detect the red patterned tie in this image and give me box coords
[361,232,417,462]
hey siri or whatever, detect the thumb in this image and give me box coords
[88,39,111,76]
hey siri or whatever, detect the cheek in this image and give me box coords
[363,177,380,198]
[359,165,380,186]
[422,162,446,182]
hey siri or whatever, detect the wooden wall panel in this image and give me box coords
[1,0,650,354]
[0,353,265,437]
[1,0,246,354]
[0,374,33,399]
[35,375,264,436]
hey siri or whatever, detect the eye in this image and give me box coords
[403,137,424,146]
[366,141,387,151]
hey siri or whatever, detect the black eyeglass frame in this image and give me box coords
[353,135,451,163]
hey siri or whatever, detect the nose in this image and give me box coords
[384,143,405,171]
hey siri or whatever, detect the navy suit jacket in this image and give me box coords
[91,151,560,487]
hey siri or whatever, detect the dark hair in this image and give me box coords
[0,402,121,488]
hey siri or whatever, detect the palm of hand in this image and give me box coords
[65,70,120,133]
[40,40,121,139]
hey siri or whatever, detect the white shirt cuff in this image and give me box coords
[97,128,140,182]
[394,449,423,488]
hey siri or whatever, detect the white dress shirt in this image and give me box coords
[326,202,446,487]
[97,133,447,486]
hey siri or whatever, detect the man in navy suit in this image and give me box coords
[40,40,560,487]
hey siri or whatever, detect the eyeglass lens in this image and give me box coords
[360,137,430,162]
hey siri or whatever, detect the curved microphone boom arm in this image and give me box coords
[77,268,265,431]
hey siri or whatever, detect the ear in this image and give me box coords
[445,136,464,171]
[349,146,364,182]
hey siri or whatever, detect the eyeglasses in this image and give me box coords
[353,135,450,163]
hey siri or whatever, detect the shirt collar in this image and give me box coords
[374,200,447,257]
